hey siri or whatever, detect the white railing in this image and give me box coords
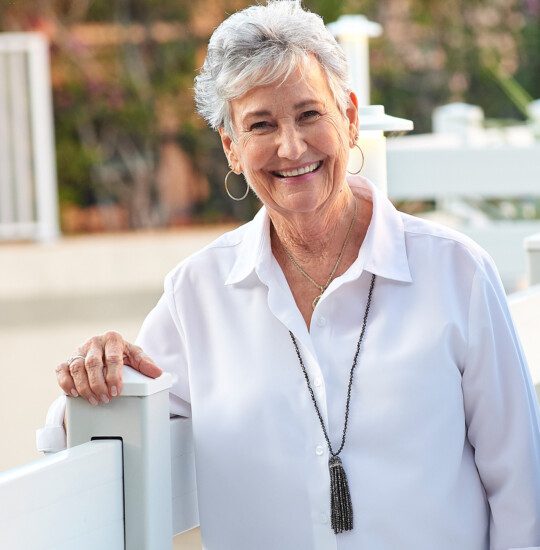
[386,137,540,291]
[386,142,540,201]
[526,233,540,286]
[0,32,59,242]
[0,368,198,550]
[0,440,124,549]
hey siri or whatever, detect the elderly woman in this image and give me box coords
[39,1,540,549]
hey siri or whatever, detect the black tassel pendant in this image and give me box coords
[329,455,353,534]
[289,275,376,536]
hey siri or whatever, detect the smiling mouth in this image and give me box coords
[272,161,323,178]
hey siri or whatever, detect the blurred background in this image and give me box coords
[1,0,539,232]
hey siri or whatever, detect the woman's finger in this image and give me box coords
[103,331,125,397]
[84,337,110,404]
[125,342,162,378]
[68,355,99,406]
[55,361,79,397]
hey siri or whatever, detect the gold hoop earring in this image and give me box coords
[224,170,250,201]
[347,143,364,175]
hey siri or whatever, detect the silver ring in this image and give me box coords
[67,355,85,366]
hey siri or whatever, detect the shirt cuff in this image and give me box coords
[35,394,67,453]
[35,425,66,453]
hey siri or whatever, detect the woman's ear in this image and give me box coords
[346,90,359,147]
[219,127,241,173]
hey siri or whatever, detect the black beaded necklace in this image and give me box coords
[289,272,376,534]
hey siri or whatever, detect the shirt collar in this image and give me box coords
[224,205,271,286]
[224,176,412,286]
[351,176,413,283]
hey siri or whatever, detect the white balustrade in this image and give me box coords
[0,366,199,549]
[386,142,540,200]
[0,32,59,242]
[0,440,124,550]
[386,101,540,290]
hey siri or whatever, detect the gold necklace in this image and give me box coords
[283,199,358,310]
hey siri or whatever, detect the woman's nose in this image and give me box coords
[276,125,307,160]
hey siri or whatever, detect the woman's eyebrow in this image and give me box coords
[293,99,323,109]
[242,109,272,121]
[244,111,272,118]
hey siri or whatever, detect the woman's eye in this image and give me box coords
[300,110,321,121]
[250,121,271,131]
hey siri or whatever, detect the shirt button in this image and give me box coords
[320,514,329,524]
[314,376,322,387]
[315,445,325,456]
[316,316,326,327]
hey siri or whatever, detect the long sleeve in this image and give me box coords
[35,394,67,453]
[462,259,540,550]
[135,276,191,418]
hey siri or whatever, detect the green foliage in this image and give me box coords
[55,140,101,205]
[85,0,115,21]
[86,0,191,22]
[484,66,533,117]
[304,0,343,23]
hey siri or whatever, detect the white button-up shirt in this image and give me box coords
[38,177,540,550]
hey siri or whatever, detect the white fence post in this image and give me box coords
[326,17,413,193]
[327,15,382,106]
[525,233,540,286]
[0,32,59,242]
[170,416,199,536]
[66,367,174,550]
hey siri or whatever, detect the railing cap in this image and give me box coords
[121,366,173,396]
[525,233,540,251]
[357,105,414,132]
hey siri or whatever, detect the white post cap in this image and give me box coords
[327,15,382,40]
[358,105,414,132]
[120,365,173,397]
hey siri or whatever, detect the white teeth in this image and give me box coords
[276,161,320,178]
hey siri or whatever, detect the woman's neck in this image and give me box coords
[268,185,372,329]
[269,188,357,262]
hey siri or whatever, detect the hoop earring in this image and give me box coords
[224,170,250,201]
[347,143,364,175]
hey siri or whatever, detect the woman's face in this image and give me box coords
[220,59,358,216]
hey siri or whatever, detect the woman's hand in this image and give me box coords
[55,331,163,405]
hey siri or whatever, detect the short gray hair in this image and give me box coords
[194,0,350,135]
